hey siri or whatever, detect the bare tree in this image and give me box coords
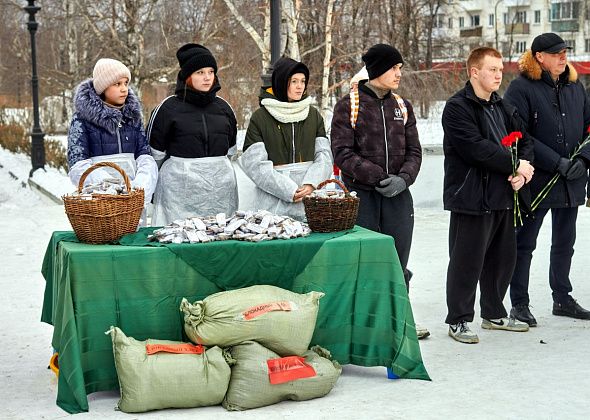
[319,0,336,117]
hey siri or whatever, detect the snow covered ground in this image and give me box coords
[1,135,590,419]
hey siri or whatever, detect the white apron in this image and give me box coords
[90,153,136,179]
[254,161,312,221]
[152,155,238,226]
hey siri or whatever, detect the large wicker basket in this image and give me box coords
[62,162,144,244]
[303,179,359,232]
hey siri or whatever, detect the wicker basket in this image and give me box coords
[62,162,144,244]
[303,179,359,232]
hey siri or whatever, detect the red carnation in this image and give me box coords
[501,134,514,147]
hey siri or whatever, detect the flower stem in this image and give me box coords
[531,174,559,211]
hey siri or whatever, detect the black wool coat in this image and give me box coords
[504,50,590,208]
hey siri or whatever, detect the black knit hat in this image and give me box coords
[531,33,572,55]
[362,44,404,80]
[271,57,310,102]
[176,43,218,80]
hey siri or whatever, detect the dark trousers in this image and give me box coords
[353,188,414,289]
[510,207,577,306]
[445,210,515,324]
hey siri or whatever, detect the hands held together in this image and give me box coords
[375,175,407,197]
[509,159,534,191]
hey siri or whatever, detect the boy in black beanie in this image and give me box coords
[331,44,427,339]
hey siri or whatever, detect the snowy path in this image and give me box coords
[1,146,589,419]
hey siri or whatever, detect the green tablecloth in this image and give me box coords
[41,226,429,414]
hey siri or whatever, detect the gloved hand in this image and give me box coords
[375,175,406,197]
[556,157,573,177]
[565,158,587,180]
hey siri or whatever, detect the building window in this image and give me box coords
[433,14,444,28]
[471,14,480,27]
[459,17,464,28]
[515,41,527,54]
[488,13,495,27]
[515,11,527,23]
[585,39,590,52]
[565,39,575,52]
[534,10,541,23]
[503,13,509,25]
[551,2,580,20]
[448,17,453,28]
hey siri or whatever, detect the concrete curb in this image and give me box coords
[422,145,443,155]
[28,177,63,205]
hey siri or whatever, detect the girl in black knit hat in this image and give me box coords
[147,43,238,225]
[240,57,333,220]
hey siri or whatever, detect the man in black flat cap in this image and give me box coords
[505,33,590,325]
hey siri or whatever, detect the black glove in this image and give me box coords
[375,175,407,197]
[556,157,573,177]
[565,158,587,180]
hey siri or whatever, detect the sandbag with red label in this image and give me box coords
[222,341,341,410]
[108,326,231,413]
[180,285,324,356]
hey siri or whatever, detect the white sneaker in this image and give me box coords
[416,324,430,340]
[448,321,479,344]
[481,316,529,332]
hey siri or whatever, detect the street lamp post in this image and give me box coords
[261,0,281,87]
[24,0,45,177]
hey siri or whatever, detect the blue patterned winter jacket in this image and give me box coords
[67,79,150,168]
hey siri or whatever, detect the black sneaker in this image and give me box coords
[552,298,590,320]
[510,304,537,327]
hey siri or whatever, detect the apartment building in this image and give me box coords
[432,0,590,75]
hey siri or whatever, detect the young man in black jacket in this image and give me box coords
[442,47,534,344]
[504,33,590,325]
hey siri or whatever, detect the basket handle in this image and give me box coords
[77,161,131,194]
[316,178,350,194]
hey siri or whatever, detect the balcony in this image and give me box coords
[504,0,531,6]
[505,22,530,35]
[458,1,482,11]
[460,26,482,37]
[551,20,579,32]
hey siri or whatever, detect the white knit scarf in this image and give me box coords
[260,96,313,123]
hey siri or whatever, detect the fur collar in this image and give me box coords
[73,79,143,133]
[517,50,578,82]
[261,96,313,123]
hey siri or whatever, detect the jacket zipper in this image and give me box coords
[380,101,389,173]
[201,114,209,156]
[554,84,569,206]
[292,123,296,163]
[116,117,123,153]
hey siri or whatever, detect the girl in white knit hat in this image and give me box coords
[66,58,158,226]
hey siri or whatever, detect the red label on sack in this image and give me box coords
[267,356,317,384]
[242,301,292,320]
[145,343,204,355]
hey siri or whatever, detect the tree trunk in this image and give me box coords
[320,0,335,119]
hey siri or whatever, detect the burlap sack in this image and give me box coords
[180,285,324,356]
[222,341,342,410]
[109,326,231,413]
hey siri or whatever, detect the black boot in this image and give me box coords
[552,297,590,320]
[510,304,537,327]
